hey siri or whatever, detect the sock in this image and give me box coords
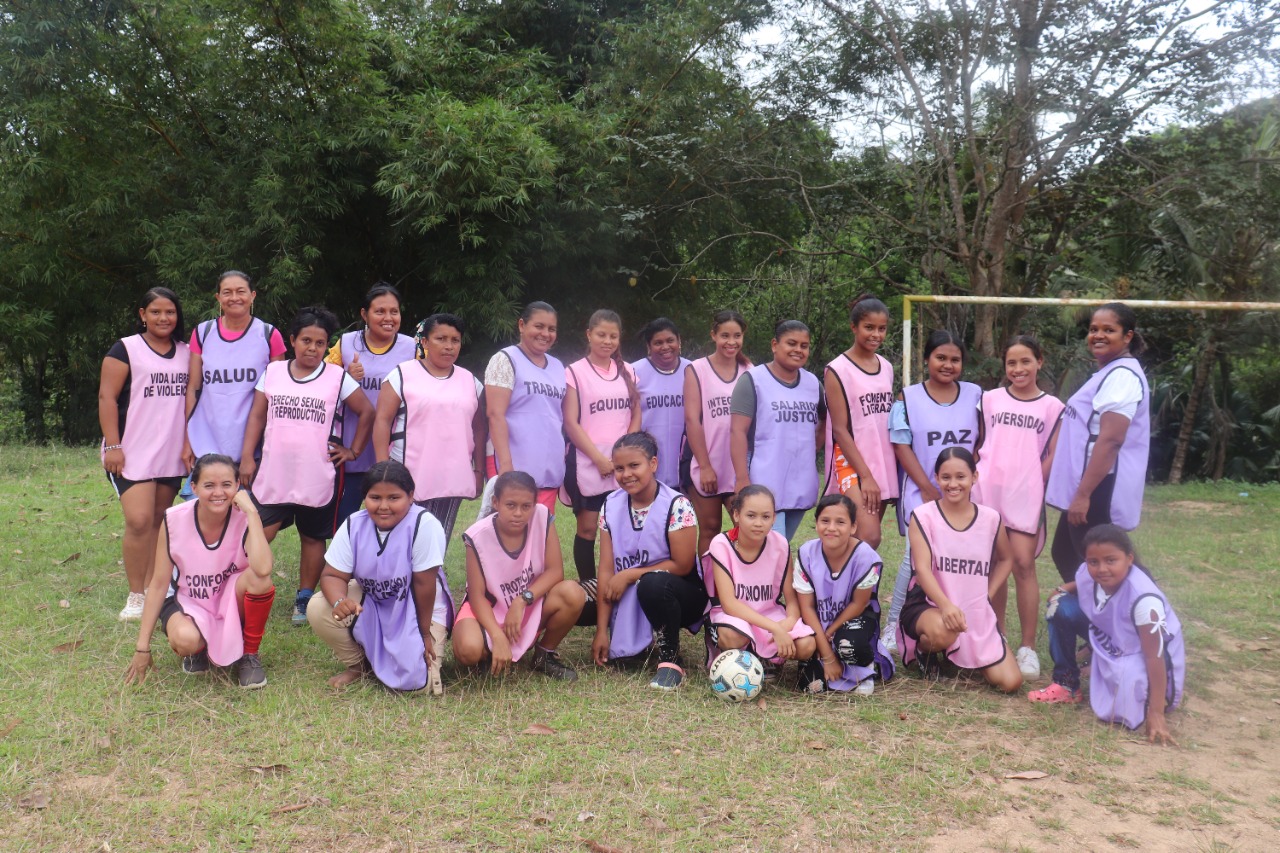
[241,587,276,655]
[573,536,597,581]
[295,587,313,607]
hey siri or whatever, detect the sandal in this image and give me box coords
[1028,682,1082,704]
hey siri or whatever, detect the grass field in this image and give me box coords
[2,447,1278,851]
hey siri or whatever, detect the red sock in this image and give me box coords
[241,587,276,655]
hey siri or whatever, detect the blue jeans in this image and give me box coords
[772,509,806,541]
[1047,592,1090,691]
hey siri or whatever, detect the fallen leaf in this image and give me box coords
[805,740,828,751]
[98,843,111,852]
[52,639,83,653]
[577,811,596,823]
[1254,647,1272,653]
[1272,699,1280,706]
[95,736,111,750]
[245,764,289,777]
[17,790,50,810]
[898,713,908,721]
[531,814,551,826]
[55,552,81,565]
[34,604,48,612]
[1004,770,1050,780]
[521,723,556,736]
[12,549,21,554]
[672,748,682,756]
[586,842,624,853]
[1238,717,1250,724]
[77,584,96,594]
[270,802,314,815]
[755,697,767,711]
[58,599,70,609]
[0,719,19,739]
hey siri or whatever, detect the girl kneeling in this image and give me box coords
[307,461,454,693]
[592,432,706,691]
[898,448,1022,692]
[1030,525,1185,746]
[453,472,586,681]
[124,454,275,688]
[706,486,817,672]
[795,494,895,695]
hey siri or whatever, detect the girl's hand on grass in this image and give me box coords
[489,634,512,675]
[591,630,611,667]
[124,651,154,685]
[822,655,844,683]
[1146,714,1177,747]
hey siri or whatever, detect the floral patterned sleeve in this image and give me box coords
[666,495,698,532]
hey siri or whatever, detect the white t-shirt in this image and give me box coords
[1093,585,1166,627]
[1085,369,1143,469]
[255,363,361,401]
[791,555,881,595]
[324,511,449,624]
[382,368,484,463]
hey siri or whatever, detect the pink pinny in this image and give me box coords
[395,360,480,501]
[705,530,814,662]
[460,504,550,662]
[687,357,749,497]
[823,352,898,499]
[254,361,344,507]
[104,335,190,480]
[165,499,250,666]
[972,388,1064,539]
[897,501,1005,670]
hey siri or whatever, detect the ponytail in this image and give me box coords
[711,310,750,367]
[848,294,889,326]
[589,309,640,407]
[1094,302,1146,357]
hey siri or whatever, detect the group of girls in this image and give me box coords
[106,281,1184,743]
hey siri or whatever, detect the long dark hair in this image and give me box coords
[848,294,889,325]
[135,287,186,343]
[1093,302,1147,357]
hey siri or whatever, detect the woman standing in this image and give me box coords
[183,271,286,467]
[328,284,417,525]
[631,318,690,489]
[484,301,566,511]
[373,313,486,543]
[729,320,824,542]
[683,311,750,554]
[1045,303,1150,584]
[99,287,191,621]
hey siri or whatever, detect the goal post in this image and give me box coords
[900,295,1280,386]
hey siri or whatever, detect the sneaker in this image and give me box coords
[182,648,210,675]
[919,651,942,682]
[881,623,898,655]
[531,647,578,682]
[854,678,875,696]
[237,653,267,689]
[1028,682,1082,704]
[649,662,685,692]
[118,591,145,622]
[762,660,781,682]
[1016,646,1041,678]
[292,595,310,627]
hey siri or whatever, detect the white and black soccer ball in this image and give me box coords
[708,649,765,702]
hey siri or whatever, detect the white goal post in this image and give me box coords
[901,295,1280,386]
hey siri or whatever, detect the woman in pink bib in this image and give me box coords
[897,448,1022,692]
[373,312,486,543]
[453,472,586,681]
[123,454,275,689]
[972,335,1064,678]
[823,295,897,549]
[99,287,192,622]
[706,485,816,670]
[682,310,751,555]
[562,309,641,592]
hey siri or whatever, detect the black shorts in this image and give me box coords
[159,595,185,633]
[900,584,932,642]
[107,472,184,498]
[256,473,343,540]
[562,448,609,513]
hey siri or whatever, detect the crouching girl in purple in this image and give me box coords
[795,494,894,696]
[592,432,706,692]
[453,471,586,681]
[706,485,817,672]
[1030,525,1184,746]
[307,461,454,693]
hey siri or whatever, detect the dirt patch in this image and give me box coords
[926,674,1280,851]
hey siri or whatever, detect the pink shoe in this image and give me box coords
[1028,683,1082,704]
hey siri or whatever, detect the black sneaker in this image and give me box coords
[649,662,685,691]
[919,651,942,682]
[182,649,210,675]
[237,653,267,689]
[531,647,578,682]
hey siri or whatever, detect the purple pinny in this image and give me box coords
[187,318,274,461]
[1075,563,1184,730]
[745,364,821,511]
[1046,357,1150,530]
[896,381,982,535]
[631,356,691,488]
[602,482,682,659]
[502,345,567,489]
[795,538,894,689]
[339,331,417,474]
[348,506,456,691]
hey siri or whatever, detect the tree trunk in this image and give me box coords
[18,354,48,444]
[1168,338,1217,484]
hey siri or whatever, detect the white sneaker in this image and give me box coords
[882,623,898,655]
[118,591,145,622]
[854,678,875,696]
[1016,646,1041,678]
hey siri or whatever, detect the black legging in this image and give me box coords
[635,571,709,665]
[1050,473,1117,583]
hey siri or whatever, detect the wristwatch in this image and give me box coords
[520,590,535,606]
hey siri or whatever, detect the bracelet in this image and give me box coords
[331,597,346,609]
[136,648,151,654]
[104,444,124,452]
[822,656,837,664]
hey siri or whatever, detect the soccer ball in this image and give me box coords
[708,649,765,702]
